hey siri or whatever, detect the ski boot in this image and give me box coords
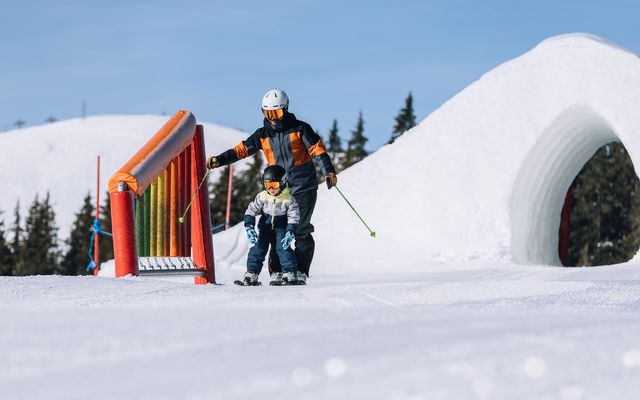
[295,272,308,285]
[282,271,299,286]
[269,272,283,286]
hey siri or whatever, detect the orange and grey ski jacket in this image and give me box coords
[214,113,335,195]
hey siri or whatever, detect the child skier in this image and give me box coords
[236,165,301,286]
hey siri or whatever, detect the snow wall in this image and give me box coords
[310,33,640,268]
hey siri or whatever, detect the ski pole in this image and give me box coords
[333,184,376,238]
[179,169,211,224]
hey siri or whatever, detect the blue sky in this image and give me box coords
[1,0,639,149]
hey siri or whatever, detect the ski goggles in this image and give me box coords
[262,108,285,121]
[264,181,282,190]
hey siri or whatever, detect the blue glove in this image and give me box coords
[245,226,258,244]
[281,231,295,250]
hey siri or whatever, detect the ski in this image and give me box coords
[270,279,306,286]
[234,280,262,286]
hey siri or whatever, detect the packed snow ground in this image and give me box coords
[2,33,640,399]
[2,262,640,399]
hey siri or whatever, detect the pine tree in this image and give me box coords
[0,211,12,276]
[14,193,59,276]
[98,191,114,262]
[594,143,639,264]
[625,165,640,259]
[343,111,369,169]
[567,143,640,266]
[40,193,60,274]
[10,201,22,275]
[209,155,268,230]
[209,165,242,230]
[235,154,265,220]
[61,193,94,275]
[326,119,344,171]
[210,165,231,230]
[389,92,417,144]
[14,195,39,276]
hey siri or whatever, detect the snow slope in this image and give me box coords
[2,33,640,399]
[308,33,640,268]
[0,115,249,238]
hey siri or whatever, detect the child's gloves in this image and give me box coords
[245,226,258,244]
[281,231,295,250]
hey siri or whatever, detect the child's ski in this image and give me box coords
[269,280,306,286]
[234,280,262,286]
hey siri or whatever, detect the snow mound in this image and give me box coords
[308,33,640,269]
[0,115,248,238]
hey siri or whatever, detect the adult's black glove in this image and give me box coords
[206,156,220,169]
[325,172,338,189]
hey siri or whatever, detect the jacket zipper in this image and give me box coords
[271,198,276,230]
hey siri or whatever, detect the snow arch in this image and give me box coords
[511,107,622,265]
[313,33,640,268]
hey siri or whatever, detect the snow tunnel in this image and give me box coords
[510,106,635,265]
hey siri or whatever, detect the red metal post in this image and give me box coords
[185,145,192,255]
[190,125,215,284]
[111,188,139,277]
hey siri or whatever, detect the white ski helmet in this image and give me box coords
[261,89,289,111]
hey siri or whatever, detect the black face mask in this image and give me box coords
[264,112,290,132]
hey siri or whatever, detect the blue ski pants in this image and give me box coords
[247,226,298,275]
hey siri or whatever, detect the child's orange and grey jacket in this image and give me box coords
[214,113,335,195]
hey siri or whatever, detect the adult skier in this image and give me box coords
[207,89,337,285]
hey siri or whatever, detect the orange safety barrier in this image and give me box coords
[108,110,196,196]
[108,111,215,284]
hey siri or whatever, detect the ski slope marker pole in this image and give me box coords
[179,169,211,224]
[334,184,376,238]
